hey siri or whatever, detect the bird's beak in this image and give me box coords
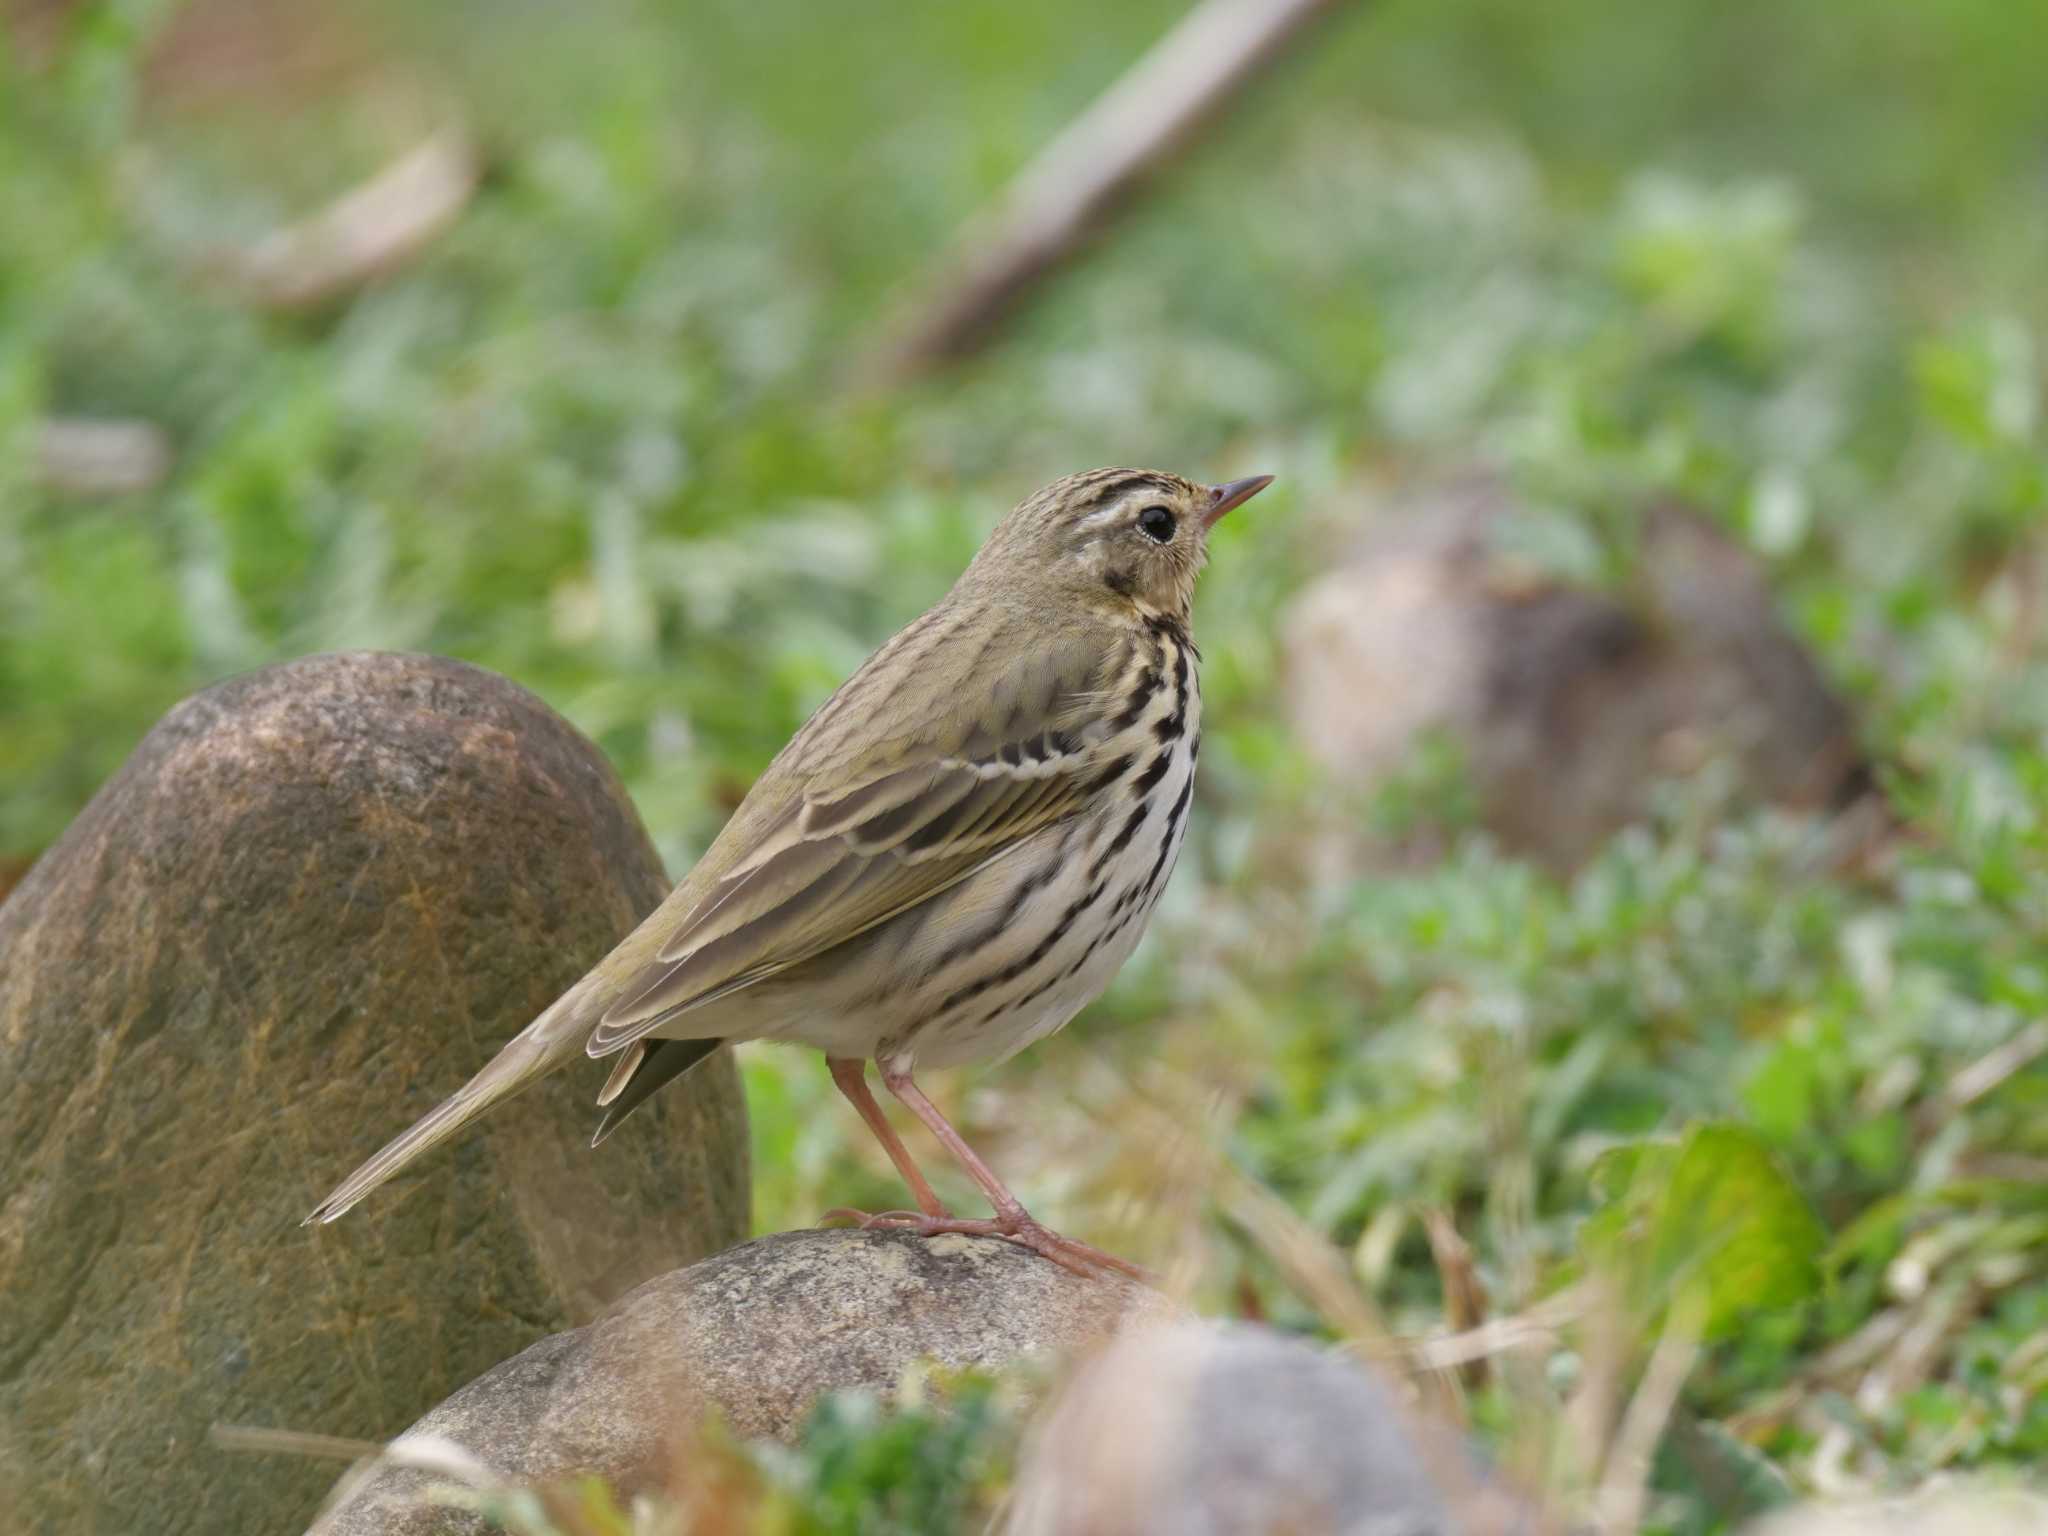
[1202,474,1274,530]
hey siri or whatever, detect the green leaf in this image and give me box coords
[1583,1121,1826,1339]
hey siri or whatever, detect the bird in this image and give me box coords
[306,466,1272,1277]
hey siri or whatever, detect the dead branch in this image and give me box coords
[1920,1016,2048,1135]
[216,126,479,312]
[34,417,173,495]
[862,0,1354,383]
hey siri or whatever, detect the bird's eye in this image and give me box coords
[1136,505,1176,543]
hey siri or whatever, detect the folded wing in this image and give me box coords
[585,621,1118,1056]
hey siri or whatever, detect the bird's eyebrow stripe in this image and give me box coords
[1080,474,1175,517]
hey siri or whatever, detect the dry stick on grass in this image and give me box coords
[33,417,173,495]
[213,126,480,312]
[861,0,1354,384]
[1410,1289,1584,1373]
[1918,1016,2048,1136]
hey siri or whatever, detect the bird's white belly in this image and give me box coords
[897,738,1197,1069]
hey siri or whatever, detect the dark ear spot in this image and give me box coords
[1104,566,1136,598]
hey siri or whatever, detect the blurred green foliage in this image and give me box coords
[4,1,2046,1530]
[752,1374,1020,1535]
[457,1372,1020,1536]
[1582,1122,1826,1340]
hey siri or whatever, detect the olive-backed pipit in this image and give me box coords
[308,467,1271,1276]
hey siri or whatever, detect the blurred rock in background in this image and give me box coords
[1283,476,1888,871]
[0,652,749,1536]
[1007,1321,1533,1536]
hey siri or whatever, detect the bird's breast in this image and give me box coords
[889,627,1204,1068]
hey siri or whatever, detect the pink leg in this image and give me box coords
[822,1056,950,1221]
[856,1059,1150,1283]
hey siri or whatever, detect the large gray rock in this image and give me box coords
[1008,1323,1532,1536]
[1282,479,1885,871]
[0,652,749,1536]
[310,1228,1172,1536]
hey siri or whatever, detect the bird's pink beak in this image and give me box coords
[1202,474,1274,530]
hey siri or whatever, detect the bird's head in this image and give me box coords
[974,467,1272,620]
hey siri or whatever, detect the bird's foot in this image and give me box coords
[820,1205,1150,1283]
[819,1205,989,1237]
[988,1216,1154,1283]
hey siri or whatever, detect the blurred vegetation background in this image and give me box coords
[4,0,2046,1530]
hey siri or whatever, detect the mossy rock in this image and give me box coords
[0,652,749,1535]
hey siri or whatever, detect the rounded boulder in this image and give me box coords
[310,1228,1172,1536]
[0,651,750,1535]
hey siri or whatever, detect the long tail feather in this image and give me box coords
[303,979,600,1224]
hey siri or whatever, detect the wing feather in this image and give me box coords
[586,625,1123,1056]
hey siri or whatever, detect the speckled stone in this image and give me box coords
[309,1228,1173,1536]
[0,652,749,1536]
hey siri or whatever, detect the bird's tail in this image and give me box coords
[303,976,601,1225]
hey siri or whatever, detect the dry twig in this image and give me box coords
[862,0,1354,382]
[1411,1288,1584,1372]
[214,126,480,311]
[1918,1017,2048,1135]
[34,417,173,494]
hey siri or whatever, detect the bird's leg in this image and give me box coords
[851,1060,1150,1283]
[819,1055,950,1223]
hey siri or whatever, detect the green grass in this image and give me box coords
[5,1,2046,1529]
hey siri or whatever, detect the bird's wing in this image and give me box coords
[585,615,1123,1055]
